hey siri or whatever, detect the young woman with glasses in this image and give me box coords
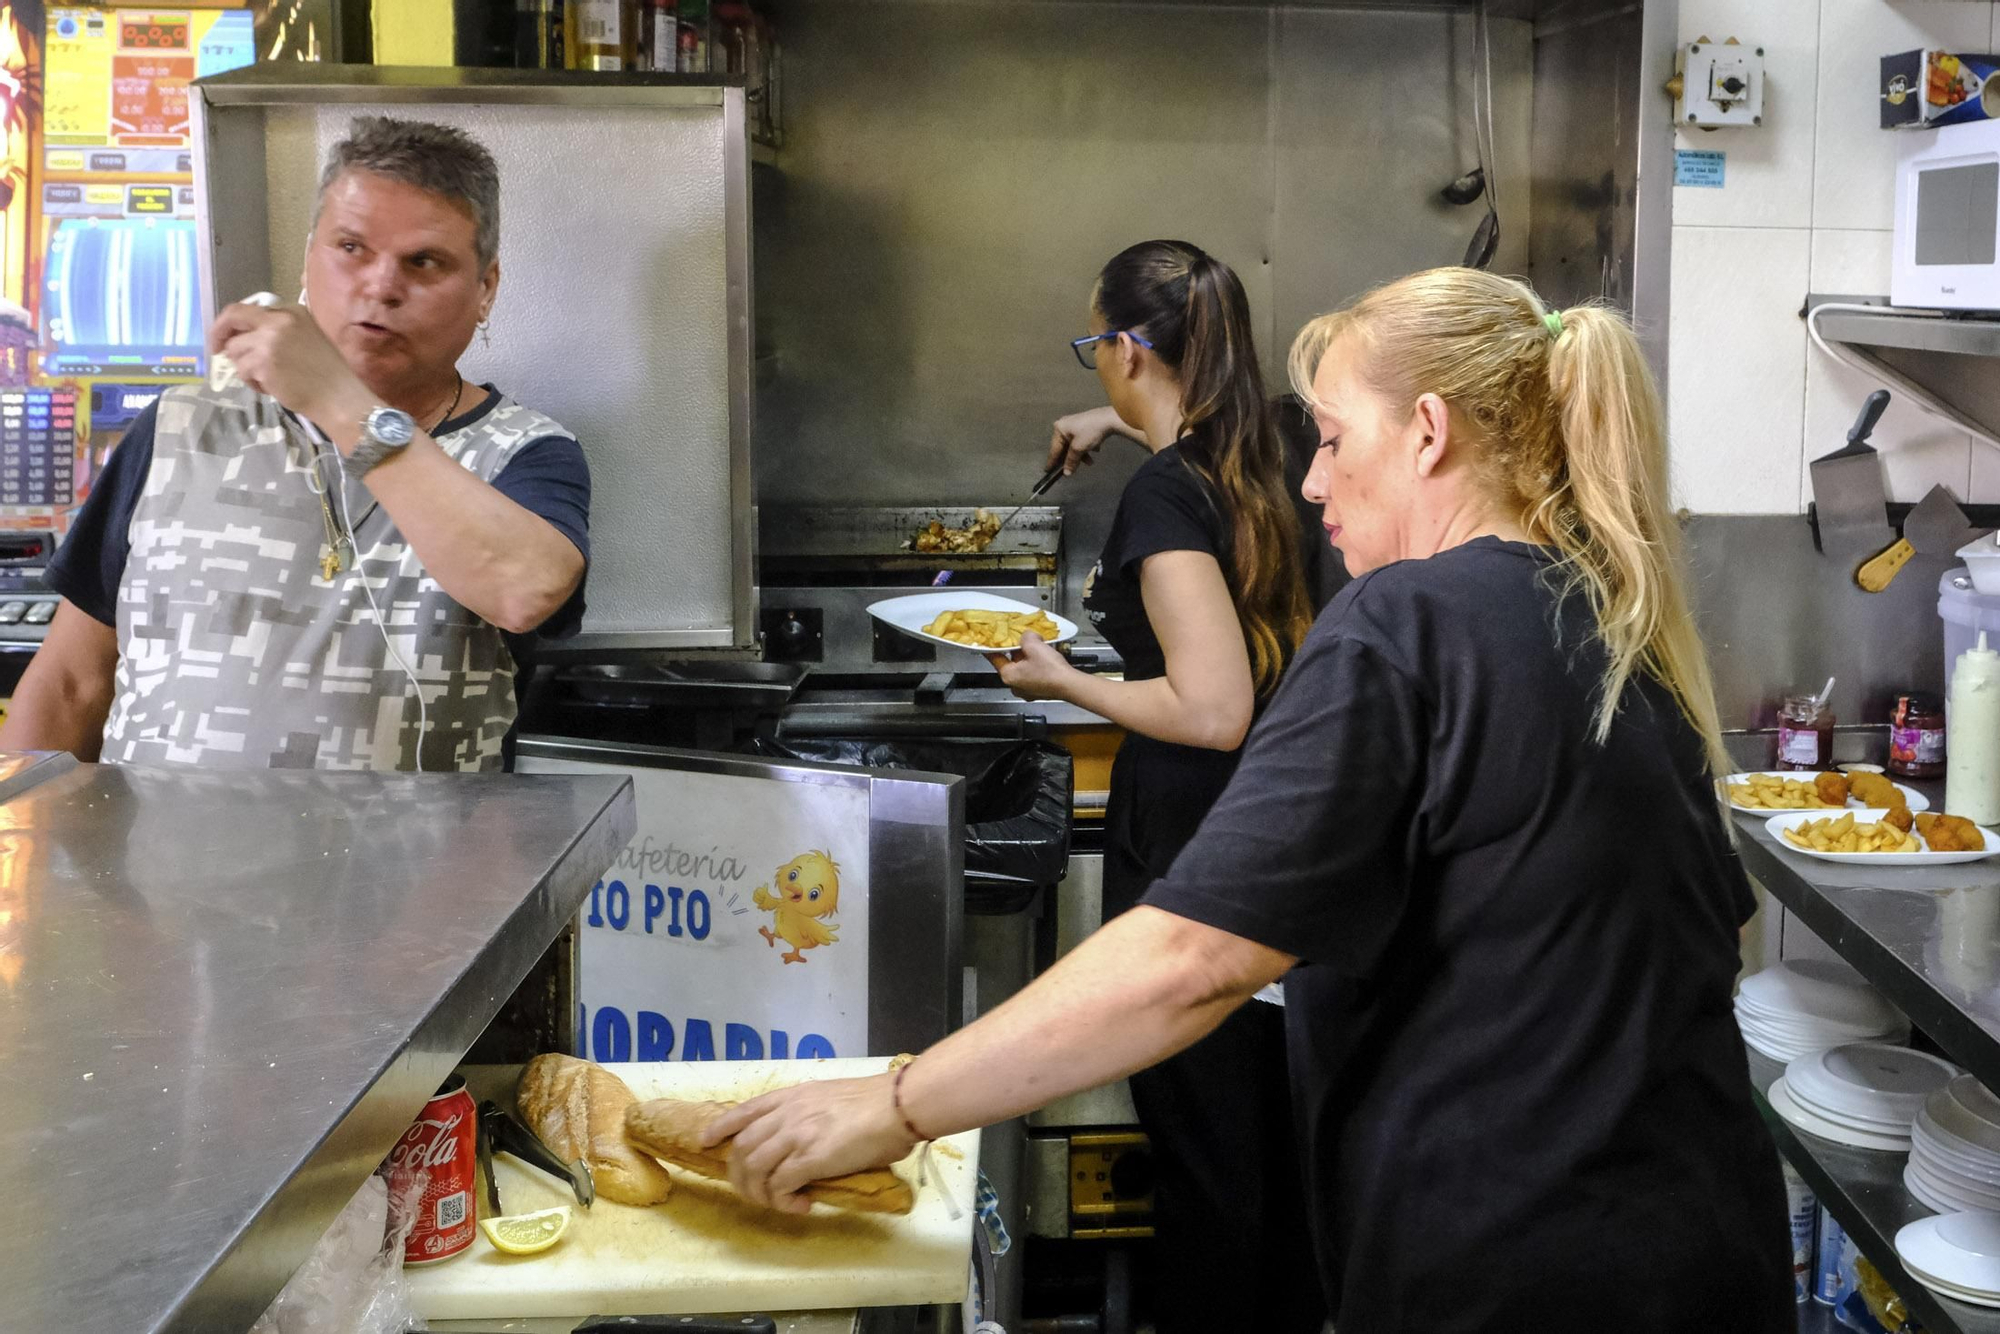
[994,239,1322,1334]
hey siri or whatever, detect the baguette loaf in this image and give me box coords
[624,1097,915,1215]
[516,1053,674,1206]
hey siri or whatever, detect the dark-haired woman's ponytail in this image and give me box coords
[1095,240,1310,692]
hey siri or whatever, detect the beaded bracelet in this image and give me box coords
[892,1058,932,1143]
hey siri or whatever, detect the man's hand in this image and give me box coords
[207,300,370,433]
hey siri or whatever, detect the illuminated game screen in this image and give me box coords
[39,9,253,377]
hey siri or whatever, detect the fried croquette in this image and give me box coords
[1815,771,1851,807]
[1917,811,1985,853]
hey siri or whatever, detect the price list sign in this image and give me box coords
[0,391,78,506]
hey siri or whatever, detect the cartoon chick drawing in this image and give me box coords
[753,850,841,964]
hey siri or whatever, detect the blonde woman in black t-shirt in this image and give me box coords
[999,239,1320,1334]
[702,270,1792,1334]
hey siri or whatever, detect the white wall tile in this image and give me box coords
[1965,431,2000,500]
[1809,226,1893,293]
[1670,225,1812,513]
[1812,0,1991,231]
[1673,0,1820,229]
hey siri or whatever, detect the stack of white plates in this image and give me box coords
[1735,959,1909,1061]
[1896,1210,2000,1308]
[1769,1043,1961,1151]
[1908,1077,2000,1215]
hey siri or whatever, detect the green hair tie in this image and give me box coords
[1543,310,1565,338]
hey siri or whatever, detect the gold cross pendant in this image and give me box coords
[320,548,341,581]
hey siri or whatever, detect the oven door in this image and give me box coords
[1894,122,2000,310]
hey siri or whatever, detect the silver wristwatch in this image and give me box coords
[349,406,417,476]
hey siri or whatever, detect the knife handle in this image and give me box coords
[1856,537,1915,593]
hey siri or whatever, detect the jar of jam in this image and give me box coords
[1888,691,1947,779]
[1777,692,1835,770]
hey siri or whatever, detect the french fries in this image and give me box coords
[1727,772,1843,810]
[1780,812,1923,855]
[922,607,1061,650]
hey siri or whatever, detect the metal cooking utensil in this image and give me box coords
[476,1102,504,1219]
[1910,495,1992,557]
[1811,389,1894,560]
[1856,485,1973,592]
[478,1099,595,1209]
[931,462,1065,588]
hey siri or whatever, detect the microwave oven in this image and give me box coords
[1895,119,2000,309]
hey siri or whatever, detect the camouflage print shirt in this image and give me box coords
[72,382,587,772]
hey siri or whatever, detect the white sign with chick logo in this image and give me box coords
[534,758,872,1063]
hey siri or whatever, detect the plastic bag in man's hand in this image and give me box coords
[251,1169,429,1334]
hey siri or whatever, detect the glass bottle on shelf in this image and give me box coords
[678,0,712,72]
[515,0,565,69]
[567,0,639,70]
[643,0,678,71]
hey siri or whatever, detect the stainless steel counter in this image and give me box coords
[0,762,635,1334]
[1731,792,2000,1102]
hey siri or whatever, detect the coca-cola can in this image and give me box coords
[380,1072,477,1265]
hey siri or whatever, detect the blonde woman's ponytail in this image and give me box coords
[1289,269,1728,778]
[1544,305,1728,779]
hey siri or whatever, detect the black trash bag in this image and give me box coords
[745,737,1073,905]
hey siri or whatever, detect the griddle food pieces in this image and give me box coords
[624,1096,916,1215]
[516,1053,675,1206]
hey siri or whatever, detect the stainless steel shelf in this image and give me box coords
[1732,785,2000,1334]
[1732,793,2000,1103]
[1747,1049,2000,1334]
[1814,305,2000,358]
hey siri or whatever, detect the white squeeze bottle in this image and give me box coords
[1948,631,2000,825]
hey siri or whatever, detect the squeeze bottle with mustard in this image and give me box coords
[1948,631,2000,825]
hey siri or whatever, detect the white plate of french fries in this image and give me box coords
[1724,770,1929,815]
[1764,810,1999,865]
[867,592,1080,652]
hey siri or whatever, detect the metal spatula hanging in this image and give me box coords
[1811,389,1894,560]
[1855,484,1984,592]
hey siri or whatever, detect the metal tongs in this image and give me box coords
[931,462,1065,587]
[476,1099,595,1213]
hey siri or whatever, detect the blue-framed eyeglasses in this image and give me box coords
[1072,330,1154,368]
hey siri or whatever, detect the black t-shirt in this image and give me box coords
[1083,438,1229,682]
[1143,538,1792,1332]
[1083,435,1247,907]
[49,385,592,645]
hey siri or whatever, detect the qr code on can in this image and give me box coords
[436,1192,467,1229]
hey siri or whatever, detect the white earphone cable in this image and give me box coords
[1805,301,2000,458]
[214,290,430,771]
[298,414,430,774]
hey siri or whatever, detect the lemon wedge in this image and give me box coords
[479,1206,570,1255]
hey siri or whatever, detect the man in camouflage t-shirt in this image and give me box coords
[1,117,590,772]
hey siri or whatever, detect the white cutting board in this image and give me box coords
[406,1060,980,1320]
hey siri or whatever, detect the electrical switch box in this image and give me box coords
[1677,39,1765,129]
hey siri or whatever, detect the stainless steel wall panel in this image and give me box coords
[194,71,756,649]
[755,0,1535,524]
[1684,514,1953,733]
[1270,9,1533,351]
[1525,3,1644,316]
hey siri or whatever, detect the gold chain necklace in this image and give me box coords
[312,377,463,580]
